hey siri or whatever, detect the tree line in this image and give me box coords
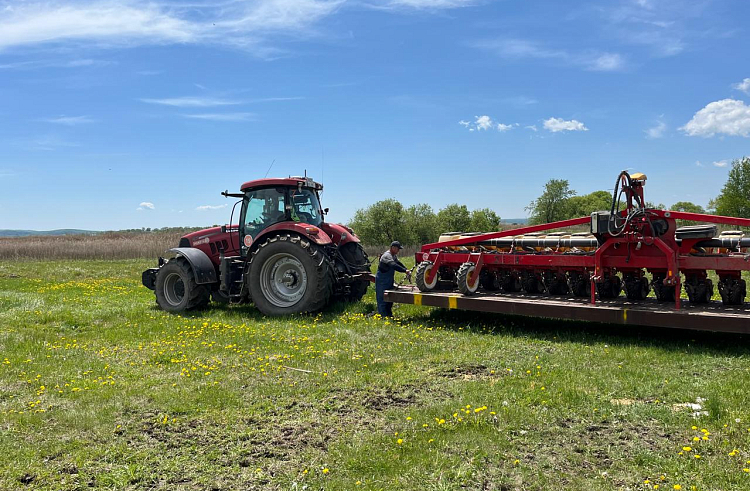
[347,199,501,246]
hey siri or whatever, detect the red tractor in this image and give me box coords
[142,176,372,315]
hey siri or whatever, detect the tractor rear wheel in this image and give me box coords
[155,257,210,312]
[338,242,370,302]
[249,234,332,316]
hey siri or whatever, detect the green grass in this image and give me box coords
[2,259,750,490]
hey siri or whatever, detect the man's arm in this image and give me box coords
[380,252,408,273]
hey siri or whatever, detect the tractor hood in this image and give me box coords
[180,226,240,263]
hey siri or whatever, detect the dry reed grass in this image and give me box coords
[0,231,186,261]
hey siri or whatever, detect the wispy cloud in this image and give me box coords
[137,201,155,211]
[733,78,750,95]
[645,117,666,139]
[543,117,588,133]
[184,112,256,122]
[140,96,242,108]
[383,0,476,9]
[140,95,302,108]
[0,0,344,56]
[459,115,515,132]
[472,38,625,72]
[196,204,228,211]
[41,115,96,125]
[681,99,750,138]
[0,58,113,69]
[713,160,729,168]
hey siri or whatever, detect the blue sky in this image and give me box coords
[1,0,749,231]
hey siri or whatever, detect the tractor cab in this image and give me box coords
[239,177,325,253]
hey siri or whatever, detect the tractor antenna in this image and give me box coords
[321,148,324,194]
[264,159,276,178]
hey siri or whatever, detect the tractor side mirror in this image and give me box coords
[324,208,329,215]
[221,225,227,234]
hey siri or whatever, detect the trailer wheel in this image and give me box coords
[249,234,332,315]
[718,277,746,305]
[457,262,480,295]
[415,261,438,292]
[155,257,210,312]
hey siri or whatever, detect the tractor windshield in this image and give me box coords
[290,189,323,226]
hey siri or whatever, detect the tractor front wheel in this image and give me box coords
[249,234,332,316]
[154,257,210,312]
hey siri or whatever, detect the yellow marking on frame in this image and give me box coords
[448,296,458,309]
[623,309,628,323]
[413,293,422,306]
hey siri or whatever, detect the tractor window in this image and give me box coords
[243,188,286,241]
[290,189,323,226]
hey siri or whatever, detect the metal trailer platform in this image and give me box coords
[384,285,750,334]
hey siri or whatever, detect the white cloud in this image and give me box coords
[137,201,155,211]
[41,115,96,125]
[695,160,703,167]
[543,117,588,132]
[475,115,494,130]
[645,119,666,139]
[733,78,750,95]
[473,38,625,72]
[140,96,241,108]
[184,113,256,122]
[459,115,515,132]
[681,99,750,137]
[196,204,228,211]
[525,125,538,132]
[713,160,729,168]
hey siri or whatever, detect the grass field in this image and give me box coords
[3,259,750,490]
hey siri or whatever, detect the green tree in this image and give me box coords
[526,179,576,225]
[404,204,438,245]
[436,204,471,233]
[710,157,750,218]
[348,199,407,245]
[469,208,501,232]
[670,201,706,214]
[565,191,612,218]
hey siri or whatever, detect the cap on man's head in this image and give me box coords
[390,241,403,249]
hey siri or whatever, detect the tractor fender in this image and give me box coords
[252,222,333,249]
[320,222,360,246]
[167,248,218,285]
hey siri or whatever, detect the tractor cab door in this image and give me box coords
[240,187,288,253]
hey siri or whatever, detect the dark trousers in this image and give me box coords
[375,272,394,317]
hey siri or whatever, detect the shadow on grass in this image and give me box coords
[402,307,750,355]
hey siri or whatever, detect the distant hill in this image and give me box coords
[501,218,529,225]
[0,229,99,237]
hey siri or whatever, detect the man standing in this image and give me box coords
[375,241,411,317]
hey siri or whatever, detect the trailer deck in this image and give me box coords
[385,285,750,333]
